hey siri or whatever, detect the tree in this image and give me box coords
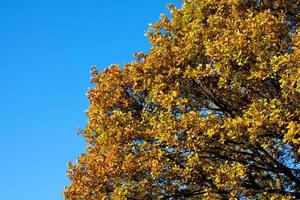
[64,0,300,199]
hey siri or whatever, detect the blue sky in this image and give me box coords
[0,0,180,199]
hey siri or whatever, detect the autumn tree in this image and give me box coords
[64,0,300,199]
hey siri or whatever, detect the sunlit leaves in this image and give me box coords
[65,0,300,199]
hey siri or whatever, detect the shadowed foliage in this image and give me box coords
[64,0,300,199]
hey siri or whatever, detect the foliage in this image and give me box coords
[64,0,300,199]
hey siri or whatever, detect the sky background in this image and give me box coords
[0,0,180,199]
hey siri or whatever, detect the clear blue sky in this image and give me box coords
[0,0,180,199]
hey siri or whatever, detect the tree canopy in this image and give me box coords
[64,0,300,199]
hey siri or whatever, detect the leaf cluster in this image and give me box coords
[65,1,300,199]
